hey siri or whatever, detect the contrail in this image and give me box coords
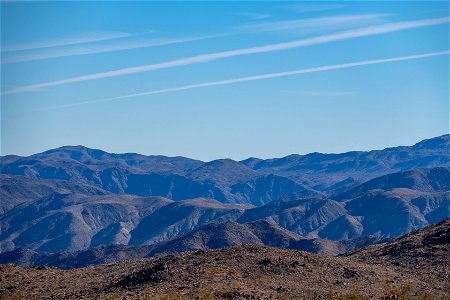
[4,17,449,94]
[53,50,450,109]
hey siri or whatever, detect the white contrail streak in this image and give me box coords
[53,50,450,109]
[0,32,133,52]
[4,17,449,95]
[1,37,207,64]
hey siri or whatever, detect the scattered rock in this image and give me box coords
[111,262,168,289]
[258,258,271,266]
[343,268,358,278]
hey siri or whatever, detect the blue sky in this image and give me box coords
[1,1,449,161]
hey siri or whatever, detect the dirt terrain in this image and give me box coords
[0,220,448,299]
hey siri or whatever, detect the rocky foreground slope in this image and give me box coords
[1,219,448,299]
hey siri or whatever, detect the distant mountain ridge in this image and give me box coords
[1,135,448,204]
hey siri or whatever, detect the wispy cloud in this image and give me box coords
[4,17,449,95]
[1,36,209,64]
[1,0,33,3]
[1,32,135,52]
[53,51,449,109]
[235,12,272,20]
[237,14,389,34]
[285,90,359,97]
[284,3,346,14]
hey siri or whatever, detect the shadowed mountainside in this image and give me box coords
[335,166,450,200]
[0,174,108,214]
[0,187,249,253]
[239,167,449,240]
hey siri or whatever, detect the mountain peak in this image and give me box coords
[412,134,450,150]
[33,145,109,161]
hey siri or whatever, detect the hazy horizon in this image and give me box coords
[1,133,448,162]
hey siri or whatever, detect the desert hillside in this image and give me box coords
[1,219,448,299]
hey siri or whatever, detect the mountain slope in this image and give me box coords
[0,190,248,253]
[231,174,323,206]
[128,199,250,246]
[238,197,349,238]
[336,167,450,200]
[146,220,301,256]
[0,174,108,214]
[0,193,173,253]
[238,167,449,240]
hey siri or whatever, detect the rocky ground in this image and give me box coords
[0,220,449,300]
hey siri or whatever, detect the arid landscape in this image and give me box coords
[1,1,449,299]
[1,219,448,299]
[0,135,449,299]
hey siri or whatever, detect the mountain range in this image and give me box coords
[0,135,448,260]
[2,135,448,203]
